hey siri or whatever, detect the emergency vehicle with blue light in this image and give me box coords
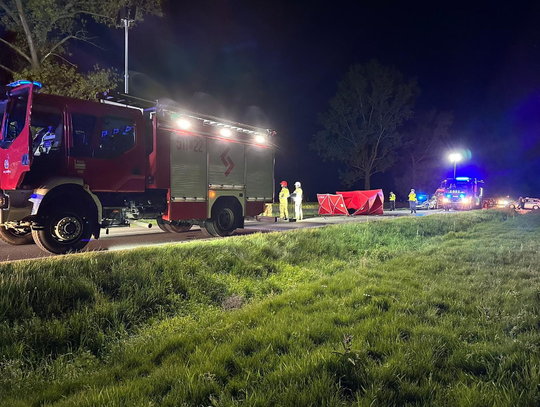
[439,176,484,210]
[0,81,275,254]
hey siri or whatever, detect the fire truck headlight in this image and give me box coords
[177,119,191,130]
[255,135,265,144]
[461,197,470,204]
[442,197,449,203]
[220,128,232,137]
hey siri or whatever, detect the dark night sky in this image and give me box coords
[75,0,540,200]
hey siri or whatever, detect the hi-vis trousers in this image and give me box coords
[279,199,289,219]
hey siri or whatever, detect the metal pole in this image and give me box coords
[124,19,129,94]
[453,162,456,178]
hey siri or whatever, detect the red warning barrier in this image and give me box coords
[317,194,348,216]
[336,190,384,215]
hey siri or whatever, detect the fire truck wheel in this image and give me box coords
[200,222,218,238]
[168,221,192,233]
[32,206,93,254]
[0,226,34,245]
[206,204,237,237]
[156,216,173,232]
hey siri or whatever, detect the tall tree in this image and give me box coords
[311,60,418,190]
[394,109,453,196]
[0,0,163,98]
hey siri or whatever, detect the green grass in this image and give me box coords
[1,210,540,406]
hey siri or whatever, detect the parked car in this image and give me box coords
[509,197,540,210]
[417,196,438,210]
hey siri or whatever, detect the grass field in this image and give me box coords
[1,210,539,406]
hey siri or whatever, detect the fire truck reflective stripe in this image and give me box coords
[74,160,86,170]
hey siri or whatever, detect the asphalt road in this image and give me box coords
[0,209,447,263]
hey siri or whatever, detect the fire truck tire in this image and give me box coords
[0,226,34,245]
[168,222,192,233]
[200,223,218,238]
[205,202,238,237]
[157,217,192,233]
[32,205,93,254]
[156,216,173,232]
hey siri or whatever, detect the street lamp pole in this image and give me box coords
[118,6,136,94]
[448,153,463,178]
[124,18,129,94]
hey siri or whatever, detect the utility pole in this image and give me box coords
[117,6,136,94]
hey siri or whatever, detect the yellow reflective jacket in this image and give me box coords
[408,192,417,202]
[389,193,396,201]
[279,187,290,201]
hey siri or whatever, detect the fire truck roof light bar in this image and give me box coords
[8,80,43,88]
[455,177,470,181]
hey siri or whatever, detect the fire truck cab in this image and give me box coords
[0,81,275,254]
[439,176,484,211]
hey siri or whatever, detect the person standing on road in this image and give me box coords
[408,189,417,214]
[519,196,525,210]
[389,191,396,211]
[279,181,290,220]
[293,181,303,220]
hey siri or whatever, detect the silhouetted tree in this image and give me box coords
[395,109,453,195]
[311,60,418,189]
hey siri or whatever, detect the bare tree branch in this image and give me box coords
[0,36,31,62]
[49,52,77,66]
[0,62,16,75]
[0,0,20,25]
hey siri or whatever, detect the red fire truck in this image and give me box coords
[438,177,484,210]
[0,81,275,254]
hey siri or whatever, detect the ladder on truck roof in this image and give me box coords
[97,90,155,110]
[96,90,274,136]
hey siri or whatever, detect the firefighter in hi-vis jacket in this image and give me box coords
[279,181,290,220]
[293,181,303,220]
[389,191,396,211]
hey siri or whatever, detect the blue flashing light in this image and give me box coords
[455,177,470,181]
[446,194,452,198]
[459,194,465,198]
[7,80,43,88]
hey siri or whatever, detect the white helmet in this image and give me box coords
[295,181,301,187]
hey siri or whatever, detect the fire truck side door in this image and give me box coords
[89,113,145,192]
[0,84,34,190]
[67,112,98,184]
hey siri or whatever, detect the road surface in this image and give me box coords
[0,209,447,262]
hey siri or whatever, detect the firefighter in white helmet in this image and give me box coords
[293,181,303,220]
[278,181,290,220]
